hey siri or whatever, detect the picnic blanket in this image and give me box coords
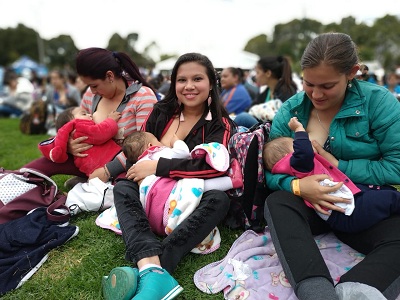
[194,227,365,300]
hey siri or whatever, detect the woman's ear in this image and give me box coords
[106,71,114,81]
[347,65,360,80]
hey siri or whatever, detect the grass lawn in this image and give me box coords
[0,117,243,300]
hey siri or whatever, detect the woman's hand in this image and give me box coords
[89,166,110,182]
[126,160,158,182]
[67,129,92,157]
[298,174,351,215]
[312,140,338,167]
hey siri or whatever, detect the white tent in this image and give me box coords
[155,51,259,72]
[207,51,260,70]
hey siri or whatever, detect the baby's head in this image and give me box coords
[122,131,163,164]
[55,107,92,131]
[263,136,294,171]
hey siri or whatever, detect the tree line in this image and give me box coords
[1,14,399,74]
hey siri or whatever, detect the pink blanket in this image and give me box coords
[194,227,365,300]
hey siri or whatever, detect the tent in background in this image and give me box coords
[11,55,48,78]
[207,51,260,70]
[155,51,260,72]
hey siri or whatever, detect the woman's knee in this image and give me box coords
[265,190,294,208]
[204,190,230,209]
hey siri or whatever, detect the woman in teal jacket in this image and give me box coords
[264,32,400,300]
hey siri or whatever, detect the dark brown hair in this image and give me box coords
[75,48,156,94]
[301,32,359,75]
[55,107,76,131]
[122,131,149,163]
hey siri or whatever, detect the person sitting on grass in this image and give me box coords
[102,52,237,300]
[264,116,400,234]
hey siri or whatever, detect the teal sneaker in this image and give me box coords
[102,266,139,300]
[133,267,183,300]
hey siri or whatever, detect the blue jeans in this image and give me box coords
[0,104,23,117]
[233,112,259,128]
[113,178,230,273]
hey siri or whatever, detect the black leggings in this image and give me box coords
[264,190,400,300]
[113,178,230,273]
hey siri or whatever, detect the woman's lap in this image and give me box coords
[23,155,84,177]
[265,190,400,298]
[113,179,230,273]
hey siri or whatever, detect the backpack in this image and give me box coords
[0,167,69,224]
[19,99,48,135]
[225,122,272,232]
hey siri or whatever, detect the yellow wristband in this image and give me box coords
[292,179,301,196]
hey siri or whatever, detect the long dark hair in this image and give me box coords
[155,52,232,126]
[257,56,297,101]
[75,47,156,94]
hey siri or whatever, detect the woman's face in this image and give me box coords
[302,62,351,112]
[50,72,65,89]
[255,64,268,86]
[220,68,237,90]
[80,75,114,99]
[175,62,211,111]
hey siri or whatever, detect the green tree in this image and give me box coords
[369,15,400,69]
[244,34,270,57]
[0,24,40,66]
[107,33,154,69]
[44,35,78,69]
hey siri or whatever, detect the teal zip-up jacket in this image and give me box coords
[266,79,400,192]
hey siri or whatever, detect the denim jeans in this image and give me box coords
[233,112,259,128]
[113,178,230,273]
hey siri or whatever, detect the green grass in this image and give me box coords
[0,117,242,300]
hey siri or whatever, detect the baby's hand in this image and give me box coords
[312,140,339,167]
[288,117,305,132]
[108,111,121,121]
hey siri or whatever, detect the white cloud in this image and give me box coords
[0,0,399,60]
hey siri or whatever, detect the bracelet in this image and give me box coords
[292,179,301,196]
[104,165,111,180]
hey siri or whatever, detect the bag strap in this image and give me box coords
[222,86,237,108]
[46,193,70,223]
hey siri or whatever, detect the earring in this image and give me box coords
[177,99,184,121]
[347,81,352,88]
[205,96,212,121]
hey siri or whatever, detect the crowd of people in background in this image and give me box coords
[1,58,400,126]
[2,59,399,129]
[2,32,400,300]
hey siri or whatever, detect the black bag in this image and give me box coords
[224,122,272,232]
[19,100,48,135]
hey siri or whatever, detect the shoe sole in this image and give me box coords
[161,285,184,300]
[102,267,138,300]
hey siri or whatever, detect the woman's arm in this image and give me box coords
[337,90,400,185]
[265,100,296,191]
[265,96,350,214]
[156,117,233,180]
[143,109,234,180]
